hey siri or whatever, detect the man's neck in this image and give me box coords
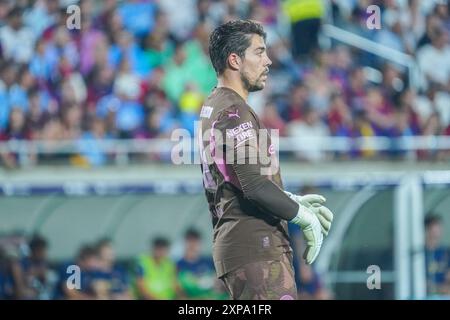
[217,76,248,102]
[184,254,199,263]
[426,239,439,251]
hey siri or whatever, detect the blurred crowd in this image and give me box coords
[0,0,449,168]
[0,226,330,300]
[1,212,448,300]
[0,229,229,300]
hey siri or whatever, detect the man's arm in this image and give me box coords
[232,162,299,220]
[220,107,333,234]
[215,105,299,220]
[231,146,324,264]
[217,104,325,264]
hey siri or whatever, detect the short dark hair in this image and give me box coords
[8,6,23,19]
[152,237,170,248]
[77,244,97,261]
[425,214,442,228]
[185,228,201,240]
[29,235,48,252]
[95,238,112,250]
[209,19,266,75]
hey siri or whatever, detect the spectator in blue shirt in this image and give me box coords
[94,238,132,299]
[176,228,227,299]
[77,117,111,167]
[117,0,156,37]
[19,235,56,300]
[0,246,14,299]
[425,214,450,296]
[59,245,106,300]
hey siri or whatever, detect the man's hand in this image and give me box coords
[285,191,334,236]
[289,204,323,264]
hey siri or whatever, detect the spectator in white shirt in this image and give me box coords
[287,106,330,162]
[0,7,35,64]
[417,27,450,91]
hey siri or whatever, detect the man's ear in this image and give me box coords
[227,53,241,71]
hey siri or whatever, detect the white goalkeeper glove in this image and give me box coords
[289,204,323,264]
[285,191,334,237]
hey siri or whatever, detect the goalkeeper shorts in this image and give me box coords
[220,252,297,300]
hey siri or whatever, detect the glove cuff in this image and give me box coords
[290,204,311,226]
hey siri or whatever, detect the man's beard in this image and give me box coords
[240,71,264,92]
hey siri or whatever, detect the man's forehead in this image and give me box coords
[248,34,266,49]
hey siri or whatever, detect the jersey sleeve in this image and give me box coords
[213,104,299,221]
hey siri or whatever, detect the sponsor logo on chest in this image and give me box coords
[226,121,254,143]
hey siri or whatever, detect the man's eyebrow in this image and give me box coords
[255,46,266,52]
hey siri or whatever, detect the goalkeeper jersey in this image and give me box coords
[198,87,299,277]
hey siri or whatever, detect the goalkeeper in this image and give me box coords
[199,20,334,300]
